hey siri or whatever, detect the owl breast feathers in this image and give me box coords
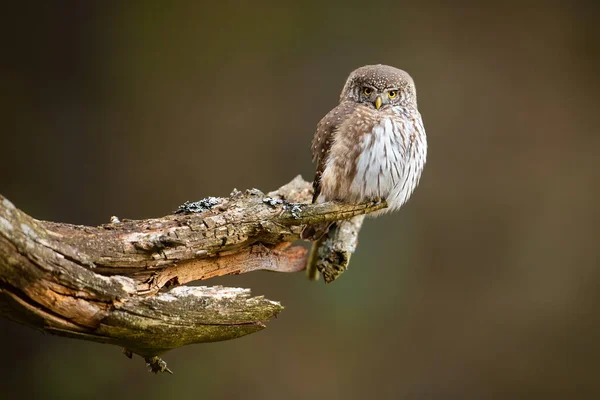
[311,64,427,215]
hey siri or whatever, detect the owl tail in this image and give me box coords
[306,238,323,281]
[301,222,334,281]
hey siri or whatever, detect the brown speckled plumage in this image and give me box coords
[303,64,427,243]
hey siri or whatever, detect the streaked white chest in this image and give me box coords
[347,110,427,211]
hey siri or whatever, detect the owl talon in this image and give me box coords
[372,197,383,205]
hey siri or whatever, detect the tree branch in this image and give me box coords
[0,175,385,370]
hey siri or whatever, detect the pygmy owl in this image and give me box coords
[302,64,428,278]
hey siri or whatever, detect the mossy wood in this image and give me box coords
[0,176,385,370]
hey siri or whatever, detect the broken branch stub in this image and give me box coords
[313,215,366,283]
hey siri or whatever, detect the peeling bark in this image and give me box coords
[0,176,386,371]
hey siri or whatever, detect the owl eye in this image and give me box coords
[363,87,373,96]
[388,90,398,99]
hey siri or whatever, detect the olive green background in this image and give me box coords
[1,2,599,399]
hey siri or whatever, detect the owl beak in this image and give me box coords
[375,96,383,110]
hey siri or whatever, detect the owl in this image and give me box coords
[302,64,428,279]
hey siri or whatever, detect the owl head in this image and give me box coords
[339,64,417,109]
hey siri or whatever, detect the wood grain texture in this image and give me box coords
[0,176,385,367]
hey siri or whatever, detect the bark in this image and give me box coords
[309,215,366,283]
[0,176,385,371]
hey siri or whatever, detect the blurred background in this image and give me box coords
[1,1,599,399]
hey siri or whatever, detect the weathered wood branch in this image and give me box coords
[0,176,386,370]
[308,215,366,283]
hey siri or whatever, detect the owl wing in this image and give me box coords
[311,101,357,203]
[302,101,357,242]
